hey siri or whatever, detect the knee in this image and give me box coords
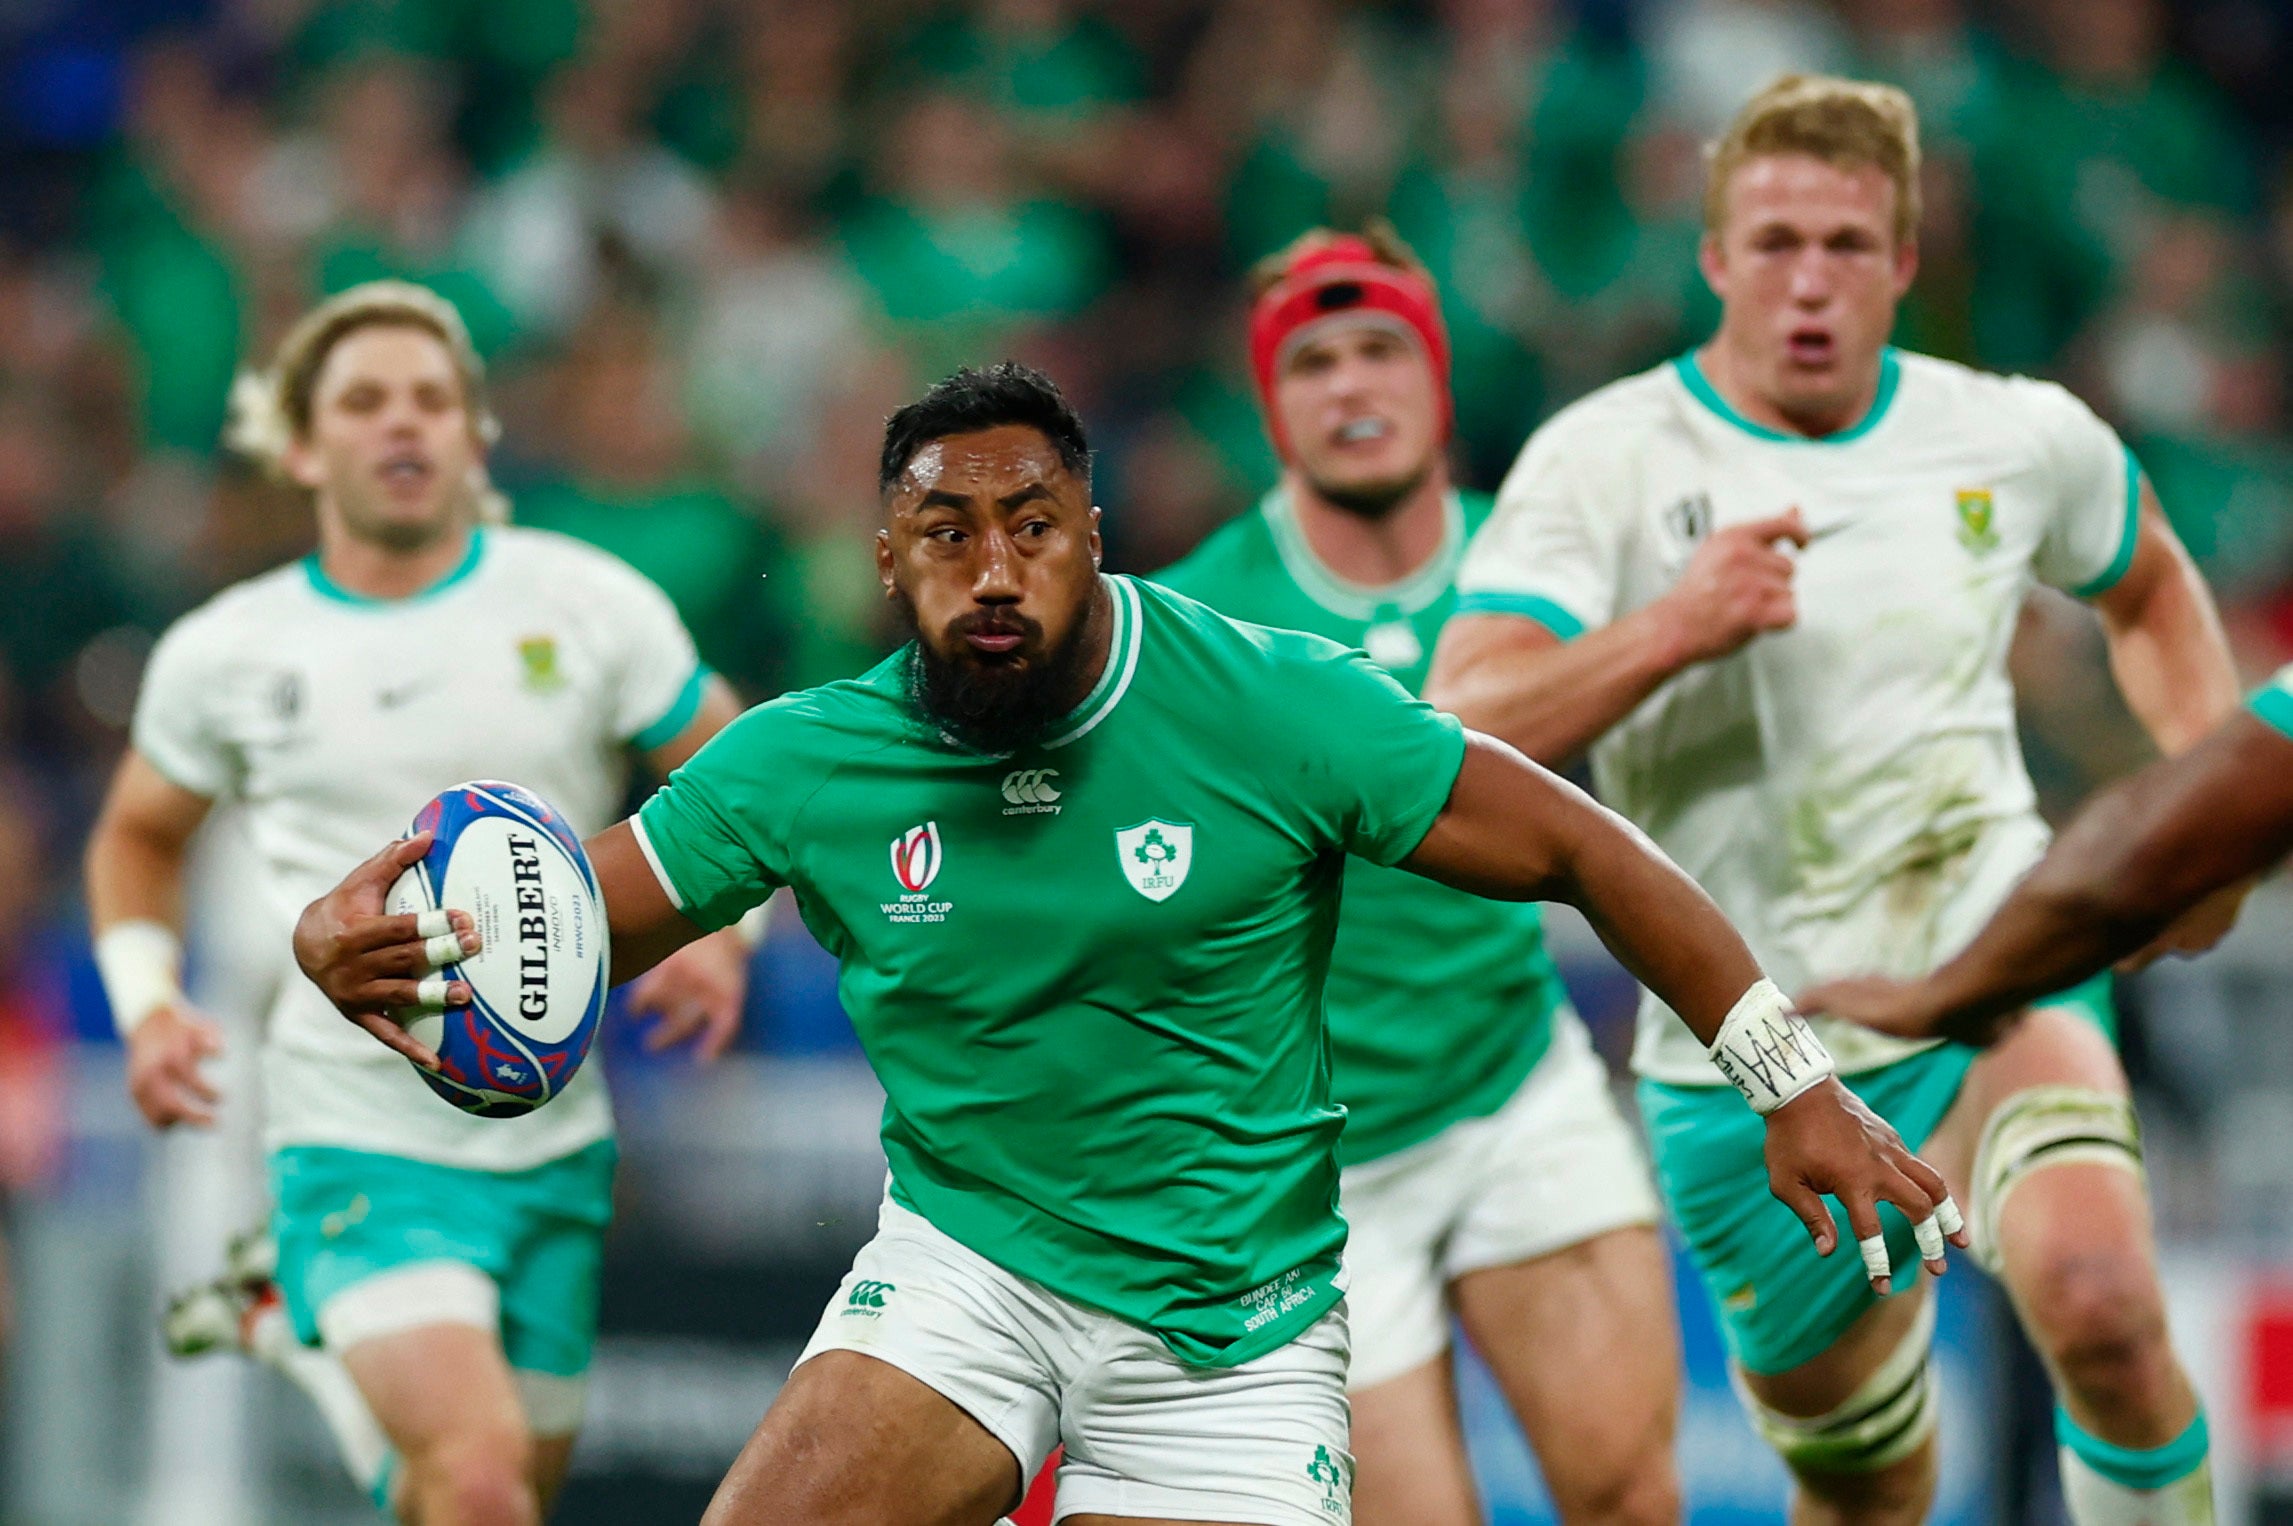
[409,1434,538,1526]
[2024,1248,2171,1391]
[1792,1447,1934,1524]
[1551,1455,1680,1526]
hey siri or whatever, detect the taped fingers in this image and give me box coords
[1913,1214,1947,1268]
[413,976,453,1009]
[1936,1197,1965,1239]
[1857,1232,1893,1293]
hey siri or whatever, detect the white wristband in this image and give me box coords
[733,900,773,952]
[96,919,186,1039]
[1708,979,1837,1115]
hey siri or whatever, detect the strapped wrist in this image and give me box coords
[96,919,185,1039]
[1709,978,1836,1115]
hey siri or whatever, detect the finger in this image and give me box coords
[1839,1191,1891,1293]
[641,1004,702,1053]
[352,1011,441,1070]
[420,931,470,971]
[1936,1194,1968,1247]
[1894,1148,1951,1212]
[1739,508,1810,547]
[188,1019,226,1057]
[1913,1212,1948,1274]
[413,908,454,940]
[696,1005,740,1064]
[1772,1176,1836,1257]
[171,1055,222,1107]
[343,911,480,957]
[158,1073,218,1128]
[350,977,472,1013]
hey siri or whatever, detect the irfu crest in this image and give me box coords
[1115,820,1193,902]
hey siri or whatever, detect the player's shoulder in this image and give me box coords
[1891,349,2109,435]
[1132,574,1359,679]
[702,648,915,765]
[1523,362,1685,455]
[150,557,314,662]
[1155,500,1279,599]
[488,524,672,603]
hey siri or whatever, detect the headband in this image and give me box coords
[1247,237,1452,458]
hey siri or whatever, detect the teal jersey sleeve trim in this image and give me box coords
[1452,590,1585,642]
[2072,446,2144,600]
[2249,683,2293,740]
[633,665,710,751]
[2055,1404,2209,1491]
[304,529,487,606]
[1674,348,1901,444]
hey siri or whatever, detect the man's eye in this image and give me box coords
[1018,520,1051,538]
[928,526,966,544]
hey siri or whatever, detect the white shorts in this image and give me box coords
[798,1196,1356,1525]
[1340,1014,1661,1389]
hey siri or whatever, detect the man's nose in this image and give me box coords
[1789,252,1833,306]
[972,528,1023,601]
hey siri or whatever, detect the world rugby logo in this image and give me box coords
[890,821,943,893]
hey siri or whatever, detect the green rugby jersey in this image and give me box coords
[635,574,1466,1366]
[1160,488,1570,1163]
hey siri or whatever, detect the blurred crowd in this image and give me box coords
[0,0,2290,1177]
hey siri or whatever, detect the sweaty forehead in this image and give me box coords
[894,425,1071,505]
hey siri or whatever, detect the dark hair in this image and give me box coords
[879,363,1092,496]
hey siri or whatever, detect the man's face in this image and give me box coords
[1273,320,1441,516]
[286,324,481,551]
[878,424,1104,753]
[1701,154,1918,427]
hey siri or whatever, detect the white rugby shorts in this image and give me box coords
[799,1195,1356,1524]
[1340,1014,1661,1390]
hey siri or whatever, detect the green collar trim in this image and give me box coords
[1046,574,1142,749]
[304,529,488,607]
[1261,486,1465,621]
[1673,348,1902,445]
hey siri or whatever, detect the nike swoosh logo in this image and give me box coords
[376,678,440,709]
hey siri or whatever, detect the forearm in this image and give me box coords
[1925,716,2293,1030]
[85,818,189,932]
[1429,606,1691,768]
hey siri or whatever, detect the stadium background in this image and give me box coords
[3,0,2293,1520]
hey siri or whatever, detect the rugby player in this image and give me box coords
[1160,226,1676,1525]
[298,362,1962,1526]
[1801,672,2293,1042]
[1427,76,2239,1526]
[85,282,757,1524]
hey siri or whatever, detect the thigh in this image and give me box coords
[1349,1355,1481,1526]
[270,1145,514,1350]
[1453,1225,1679,1487]
[1925,1000,2130,1194]
[706,1350,1021,1526]
[497,1146,617,1436]
[1639,1051,1967,1379]
[1336,1142,1460,1394]
[1057,1307,1355,1526]
[343,1320,528,1461]
[1445,1015,1662,1284]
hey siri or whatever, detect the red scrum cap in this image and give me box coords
[1247,232,1453,459]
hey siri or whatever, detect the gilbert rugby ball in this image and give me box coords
[384,781,607,1117]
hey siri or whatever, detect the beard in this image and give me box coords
[898,590,1103,755]
[1306,459,1432,521]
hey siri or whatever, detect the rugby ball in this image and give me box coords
[383,781,607,1118]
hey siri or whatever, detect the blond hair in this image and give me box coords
[1704,74,1922,245]
[226,280,508,523]
[1248,217,1433,301]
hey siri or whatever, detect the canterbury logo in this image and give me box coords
[1001,769,1062,806]
[847,1279,895,1310]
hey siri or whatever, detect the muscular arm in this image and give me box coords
[1426,612,1690,768]
[1403,733,1761,1036]
[86,751,212,933]
[1403,731,1963,1282]
[1808,712,2293,1045]
[1427,510,1804,767]
[2091,492,2239,757]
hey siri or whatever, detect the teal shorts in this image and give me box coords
[270,1139,617,1378]
[1641,972,2114,1375]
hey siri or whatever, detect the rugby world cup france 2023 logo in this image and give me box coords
[883,822,952,924]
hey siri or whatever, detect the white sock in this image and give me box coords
[247,1303,399,1510]
[2061,1447,2214,1525]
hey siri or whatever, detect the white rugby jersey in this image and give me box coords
[1457,349,2141,1084]
[133,526,706,1168]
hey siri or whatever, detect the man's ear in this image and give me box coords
[1089,504,1103,569]
[876,527,897,598]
